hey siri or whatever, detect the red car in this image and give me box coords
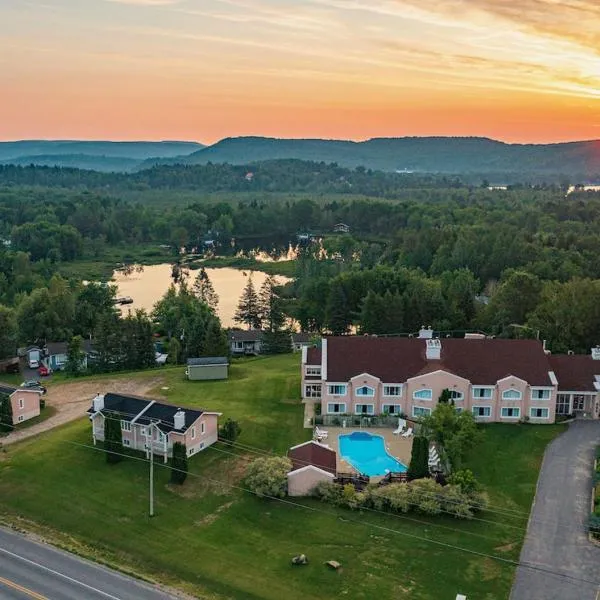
[38,365,52,377]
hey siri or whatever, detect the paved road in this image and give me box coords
[0,527,178,600]
[510,420,600,600]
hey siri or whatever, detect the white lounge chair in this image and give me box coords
[314,426,329,440]
[401,427,413,438]
[392,418,407,435]
[392,424,403,435]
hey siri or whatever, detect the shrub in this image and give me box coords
[170,442,188,484]
[439,484,474,519]
[313,481,344,505]
[219,418,241,443]
[245,456,292,499]
[407,436,430,480]
[589,514,600,535]
[103,412,123,464]
[368,483,411,513]
[408,478,442,515]
[448,469,480,494]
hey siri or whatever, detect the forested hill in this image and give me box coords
[140,136,600,177]
[0,140,204,172]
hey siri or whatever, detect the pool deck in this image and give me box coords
[321,427,413,476]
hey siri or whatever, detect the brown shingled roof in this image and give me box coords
[325,337,554,386]
[288,441,336,475]
[549,355,600,392]
[306,347,321,365]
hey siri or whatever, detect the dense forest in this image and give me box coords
[1,161,600,358]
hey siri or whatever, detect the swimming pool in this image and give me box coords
[339,431,407,477]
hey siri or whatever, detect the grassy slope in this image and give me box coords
[0,355,565,600]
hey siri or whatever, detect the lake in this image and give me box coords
[112,264,291,328]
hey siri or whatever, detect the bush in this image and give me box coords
[313,481,344,505]
[170,442,188,484]
[448,469,480,494]
[439,484,475,519]
[103,412,123,464]
[368,483,411,513]
[245,456,291,499]
[219,418,241,443]
[408,478,442,515]
[589,514,600,535]
[407,436,430,481]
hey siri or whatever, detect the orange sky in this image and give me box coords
[1,0,599,144]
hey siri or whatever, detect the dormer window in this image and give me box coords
[355,385,375,397]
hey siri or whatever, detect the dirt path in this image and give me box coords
[1,376,165,446]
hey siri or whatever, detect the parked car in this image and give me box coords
[20,380,47,394]
[38,365,52,377]
[28,358,40,369]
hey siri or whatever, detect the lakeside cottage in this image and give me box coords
[301,336,600,423]
[88,393,221,462]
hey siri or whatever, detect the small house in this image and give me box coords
[333,223,350,234]
[287,440,337,497]
[44,340,94,371]
[186,357,229,381]
[88,393,221,462]
[0,384,42,425]
[290,332,312,352]
[229,330,264,356]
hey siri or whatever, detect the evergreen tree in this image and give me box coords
[0,305,18,360]
[203,319,229,356]
[94,311,122,373]
[104,411,124,464]
[192,267,219,312]
[360,291,386,334]
[0,392,13,432]
[128,310,155,369]
[326,280,350,335]
[170,442,188,484]
[407,436,430,481]
[65,335,85,376]
[219,418,241,443]
[258,275,279,331]
[234,276,261,330]
[168,336,181,364]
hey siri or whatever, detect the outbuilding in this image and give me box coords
[186,357,229,381]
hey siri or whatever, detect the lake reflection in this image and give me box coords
[113,264,291,328]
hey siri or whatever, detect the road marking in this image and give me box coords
[0,575,48,599]
[0,546,123,600]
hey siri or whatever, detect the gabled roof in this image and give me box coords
[46,340,94,356]
[228,330,264,342]
[549,355,600,392]
[291,332,311,344]
[87,393,208,434]
[288,440,336,475]
[307,347,321,365]
[187,357,229,366]
[0,384,17,396]
[325,337,554,386]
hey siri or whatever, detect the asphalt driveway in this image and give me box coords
[510,420,600,600]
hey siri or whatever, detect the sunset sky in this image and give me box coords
[1,0,599,143]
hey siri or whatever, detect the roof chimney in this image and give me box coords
[426,338,442,360]
[174,409,185,430]
[418,327,434,339]
[592,346,600,360]
[93,393,104,412]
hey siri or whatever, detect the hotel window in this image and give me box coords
[306,366,321,377]
[383,385,402,397]
[412,406,431,418]
[556,394,571,415]
[454,407,463,414]
[121,420,132,432]
[304,384,322,398]
[327,403,346,414]
[531,389,551,400]
[472,387,493,399]
[472,406,491,418]
[502,389,522,401]
[355,386,375,397]
[413,389,433,400]
[327,384,347,396]
[448,390,463,402]
[573,395,585,411]
[382,404,402,415]
[530,408,549,419]
[354,404,374,415]
[501,407,520,418]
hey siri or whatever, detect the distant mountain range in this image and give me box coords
[1,137,599,177]
[0,141,204,172]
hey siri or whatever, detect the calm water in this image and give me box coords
[113,264,291,328]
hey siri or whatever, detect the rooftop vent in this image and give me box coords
[174,409,186,430]
[93,393,104,412]
[592,346,600,360]
[418,326,434,339]
[426,338,442,360]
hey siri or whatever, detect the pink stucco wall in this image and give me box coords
[10,390,41,424]
[287,467,335,497]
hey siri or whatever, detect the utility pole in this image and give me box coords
[149,421,154,518]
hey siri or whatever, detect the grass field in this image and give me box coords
[0,355,565,600]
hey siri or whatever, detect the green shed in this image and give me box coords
[186,357,229,381]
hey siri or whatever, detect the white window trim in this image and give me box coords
[305,366,321,376]
[201,422,205,435]
[502,389,522,401]
[471,386,494,399]
[383,384,402,397]
[413,388,433,401]
[412,406,431,418]
[530,407,550,419]
[530,389,551,401]
[327,402,346,414]
[354,403,375,415]
[18,398,24,409]
[382,403,402,414]
[449,390,464,402]
[191,426,196,440]
[355,385,375,397]
[304,384,322,398]
[501,407,521,419]
[472,406,492,418]
[327,383,347,396]
[121,420,132,432]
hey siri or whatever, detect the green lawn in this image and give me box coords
[0,355,566,600]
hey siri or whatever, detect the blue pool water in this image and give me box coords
[339,431,407,477]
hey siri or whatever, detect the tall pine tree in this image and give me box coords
[65,335,85,376]
[192,268,219,312]
[170,442,188,484]
[203,319,229,356]
[407,436,430,480]
[0,392,13,432]
[326,280,350,335]
[104,411,124,464]
[234,275,261,330]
